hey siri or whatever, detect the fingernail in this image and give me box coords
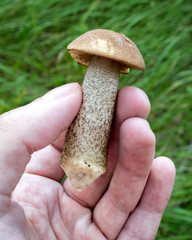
[42,83,80,100]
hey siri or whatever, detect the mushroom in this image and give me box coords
[61,29,145,191]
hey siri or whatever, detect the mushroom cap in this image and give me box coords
[67,29,145,74]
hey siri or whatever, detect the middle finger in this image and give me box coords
[93,118,155,239]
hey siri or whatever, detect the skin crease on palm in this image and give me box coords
[0,83,175,240]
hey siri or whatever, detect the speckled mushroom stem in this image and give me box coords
[61,56,120,191]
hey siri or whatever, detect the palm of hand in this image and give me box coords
[12,164,102,240]
[12,173,94,239]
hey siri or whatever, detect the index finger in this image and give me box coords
[63,86,151,208]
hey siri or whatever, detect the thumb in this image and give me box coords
[0,83,82,196]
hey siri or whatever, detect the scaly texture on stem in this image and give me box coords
[61,56,120,191]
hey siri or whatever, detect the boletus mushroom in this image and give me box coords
[61,29,145,191]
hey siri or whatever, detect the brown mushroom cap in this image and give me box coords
[67,29,145,74]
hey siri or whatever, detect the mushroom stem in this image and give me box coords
[61,56,120,191]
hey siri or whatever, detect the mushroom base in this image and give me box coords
[64,157,106,191]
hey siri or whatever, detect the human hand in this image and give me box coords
[0,83,175,240]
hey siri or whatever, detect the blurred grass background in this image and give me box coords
[0,0,192,238]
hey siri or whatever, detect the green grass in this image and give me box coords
[0,0,192,238]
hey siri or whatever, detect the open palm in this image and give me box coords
[0,83,175,240]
